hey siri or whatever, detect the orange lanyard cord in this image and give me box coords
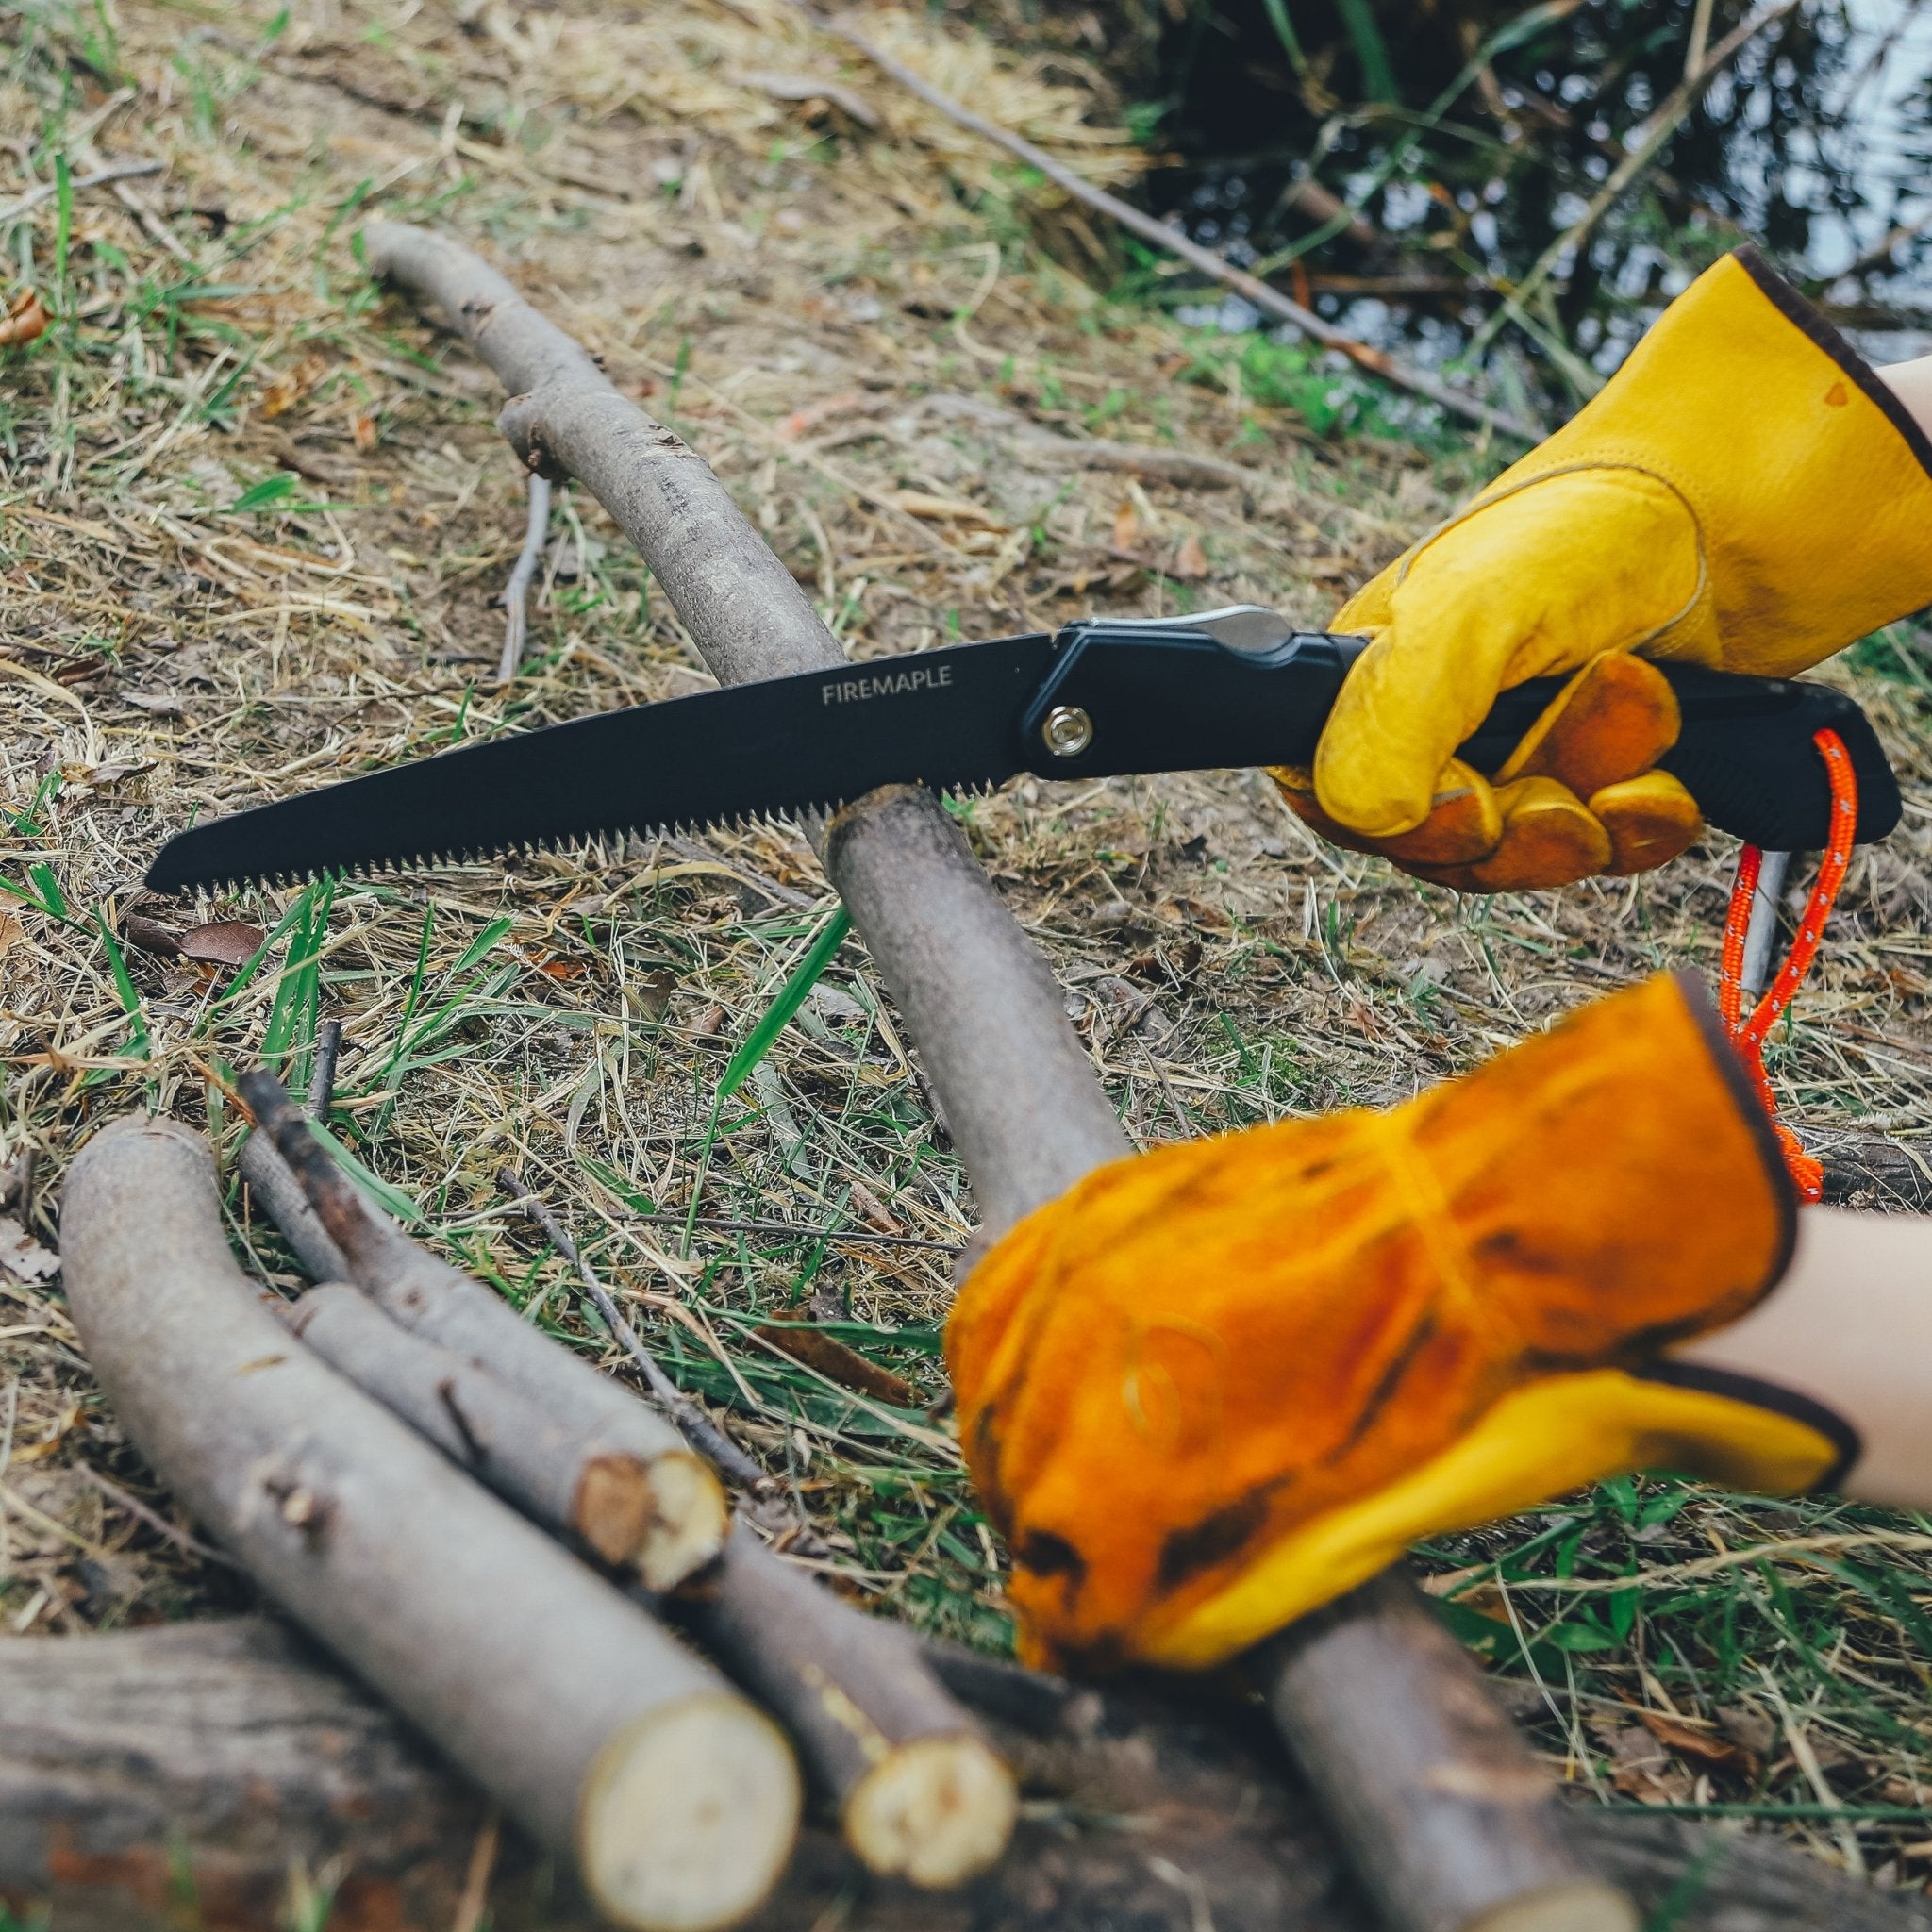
[1715,728,1858,1204]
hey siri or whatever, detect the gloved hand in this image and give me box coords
[947,974,1856,1673]
[1274,246,1932,892]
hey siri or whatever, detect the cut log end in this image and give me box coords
[578,1692,801,1932]
[1463,1879,1642,1932]
[635,1452,730,1591]
[572,1452,657,1566]
[842,1732,1020,1890]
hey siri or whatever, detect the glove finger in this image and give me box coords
[1590,769,1703,874]
[1313,471,1703,839]
[1407,776,1611,892]
[1274,758,1501,867]
[1494,651,1682,799]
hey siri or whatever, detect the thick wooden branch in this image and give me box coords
[363,218,1625,1931]
[241,1075,725,1591]
[9,1618,1930,1932]
[246,1080,1018,1888]
[58,1116,800,1932]
[283,1281,658,1567]
[672,1523,1015,1887]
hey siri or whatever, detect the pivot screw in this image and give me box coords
[1041,706,1093,758]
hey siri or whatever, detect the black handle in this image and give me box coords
[1022,620,1899,853]
[1457,662,1900,850]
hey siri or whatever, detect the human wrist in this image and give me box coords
[1878,355,1932,441]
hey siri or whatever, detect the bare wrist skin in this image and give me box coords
[1673,1208,1932,1507]
[1879,355,1932,440]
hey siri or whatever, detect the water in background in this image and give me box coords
[1133,0,1931,408]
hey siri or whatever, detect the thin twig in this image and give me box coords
[638,1210,961,1254]
[796,6,1539,441]
[0,157,162,222]
[78,1463,238,1569]
[498,1169,776,1494]
[496,472,551,683]
[308,1017,343,1117]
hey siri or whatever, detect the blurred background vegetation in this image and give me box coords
[965,0,1932,416]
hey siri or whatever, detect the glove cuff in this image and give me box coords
[1731,244,1932,484]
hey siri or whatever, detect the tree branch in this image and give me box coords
[363,217,1627,1931]
[242,1073,727,1591]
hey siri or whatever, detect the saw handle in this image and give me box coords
[1457,661,1901,851]
[1022,620,1900,853]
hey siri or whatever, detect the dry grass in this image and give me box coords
[4,0,1932,1906]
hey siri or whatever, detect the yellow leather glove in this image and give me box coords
[1274,246,1932,892]
[947,973,1856,1674]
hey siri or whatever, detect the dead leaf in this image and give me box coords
[635,969,677,1020]
[181,920,266,967]
[0,1213,58,1284]
[0,289,49,348]
[755,1322,917,1407]
[848,1179,904,1237]
[0,909,24,958]
[1172,533,1210,579]
[691,1002,726,1037]
[1111,499,1143,551]
[123,912,184,957]
[1636,1708,1756,1775]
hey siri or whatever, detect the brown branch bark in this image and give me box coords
[362,218,1625,1930]
[9,1618,1929,1932]
[57,1117,801,1932]
[282,1281,660,1568]
[241,1074,727,1591]
[246,1084,1019,1887]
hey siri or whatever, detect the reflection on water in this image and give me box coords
[1135,0,1931,403]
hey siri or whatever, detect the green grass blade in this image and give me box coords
[1259,0,1310,78]
[1335,0,1397,101]
[378,904,435,1091]
[95,914,151,1059]
[720,907,851,1100]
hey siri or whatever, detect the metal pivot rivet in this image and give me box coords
[1041,705,1093,758]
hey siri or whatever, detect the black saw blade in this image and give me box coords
[146,633,1056,894]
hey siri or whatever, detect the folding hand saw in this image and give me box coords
[146,606,1900,893]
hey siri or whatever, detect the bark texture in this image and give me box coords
[8,1617,1929,1932]
[285,1280,658,1568]
[244,1074,726,1591]
[58,1117,800,1932]
[364,218,1619,1930]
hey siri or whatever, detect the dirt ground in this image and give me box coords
[6,0,1932,1908]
